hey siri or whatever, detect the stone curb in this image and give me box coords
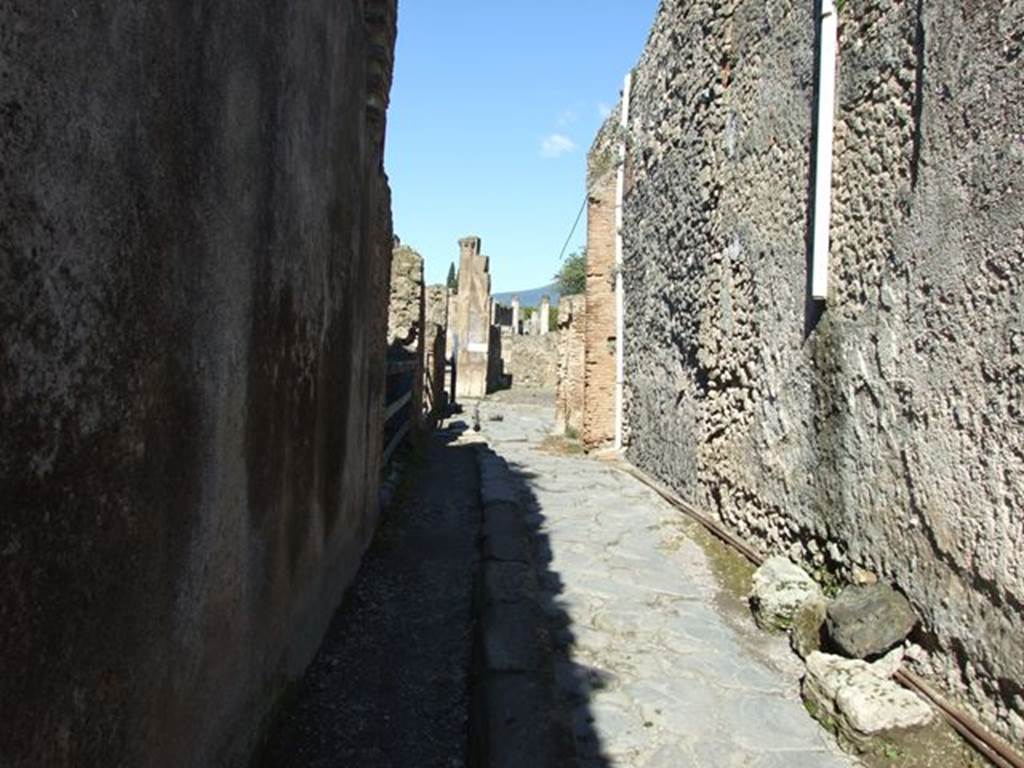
[469,445,577,768]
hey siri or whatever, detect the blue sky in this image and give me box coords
[385,1,659,294]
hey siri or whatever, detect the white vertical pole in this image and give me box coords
[614,72,632,451]
[812,0,838,300]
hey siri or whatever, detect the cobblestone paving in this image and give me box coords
[477,392,856,768]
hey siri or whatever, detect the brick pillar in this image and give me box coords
[583,168,617,449]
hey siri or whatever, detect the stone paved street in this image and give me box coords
[477,392,857,768]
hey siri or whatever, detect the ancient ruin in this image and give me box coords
[570,0,1024,751]
[451,236,493,399]
[2,1,1022,766]
[0,2,398,765]
[582,123,619,450]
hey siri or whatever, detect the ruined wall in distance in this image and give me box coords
[424,285,450,425]
[620,0,1023,742]
[388,243,426,432]
[504,333,559,390]
[0,1,397,765]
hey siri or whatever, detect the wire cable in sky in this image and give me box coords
[555,195,588,264]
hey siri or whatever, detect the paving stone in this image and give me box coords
[482,561,537,605]
[478,402,854,767]
[481,601,548,673]
[482,672,575,768]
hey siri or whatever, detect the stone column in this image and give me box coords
[511,296,520,334]
[540,295,550,335]
[452,235,492,398]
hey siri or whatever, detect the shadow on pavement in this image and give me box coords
[258,429,481,768]
[476,448,612,768]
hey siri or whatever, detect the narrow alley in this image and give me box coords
[4,1,1021,766]
[474,392,856,767]
[258,391,857,767]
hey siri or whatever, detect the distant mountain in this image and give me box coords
[492,282,560,308]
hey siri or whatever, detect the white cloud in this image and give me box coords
[598,102,612,119]
[540,133,576,158]
[557,108,578,128]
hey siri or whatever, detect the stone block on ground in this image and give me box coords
[790,595,828,659]
[480,673,576,768]
[749,556,823,632]
[482,561,538,606]
[481,602,548,673]
[803,651,934,741]
[826,583,917,659]
[478,451,521,506]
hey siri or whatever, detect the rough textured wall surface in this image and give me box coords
[619,0,1024,741]
[583,125,619,449]
[504,333,559,390]
[555,295,587,436]
[453,236,492,398]
[388,243,425,431]
[0,1,397,765]
[424,285,450,424]
[388,244,425,347]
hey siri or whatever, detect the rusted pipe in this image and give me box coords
[894,670,1024,768]
[613,460,1024,768]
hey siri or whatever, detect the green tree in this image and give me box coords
[446,262,458,292]
[554,248,586,295]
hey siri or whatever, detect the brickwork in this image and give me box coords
[582,128,619,449]
[554,295,586,436]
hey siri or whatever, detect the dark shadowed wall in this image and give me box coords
[0,1,397,765]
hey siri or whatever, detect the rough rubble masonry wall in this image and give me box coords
[388,244,426,431]
[0,2,397,765]
[424,285,450,425]
[504,333,559,390]
[619,0,1024,741]
[583,122,620,450]
[555,295,587,436]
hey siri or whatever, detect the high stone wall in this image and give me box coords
[0,1,397,765]
[619,0,1024,742]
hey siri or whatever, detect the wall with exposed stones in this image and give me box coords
[424,285,451,425]
[504,333,559,390]
[555,295,587,436]
[618,0,1023,742]
[0,1,397,765]
[388,243,426,433]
